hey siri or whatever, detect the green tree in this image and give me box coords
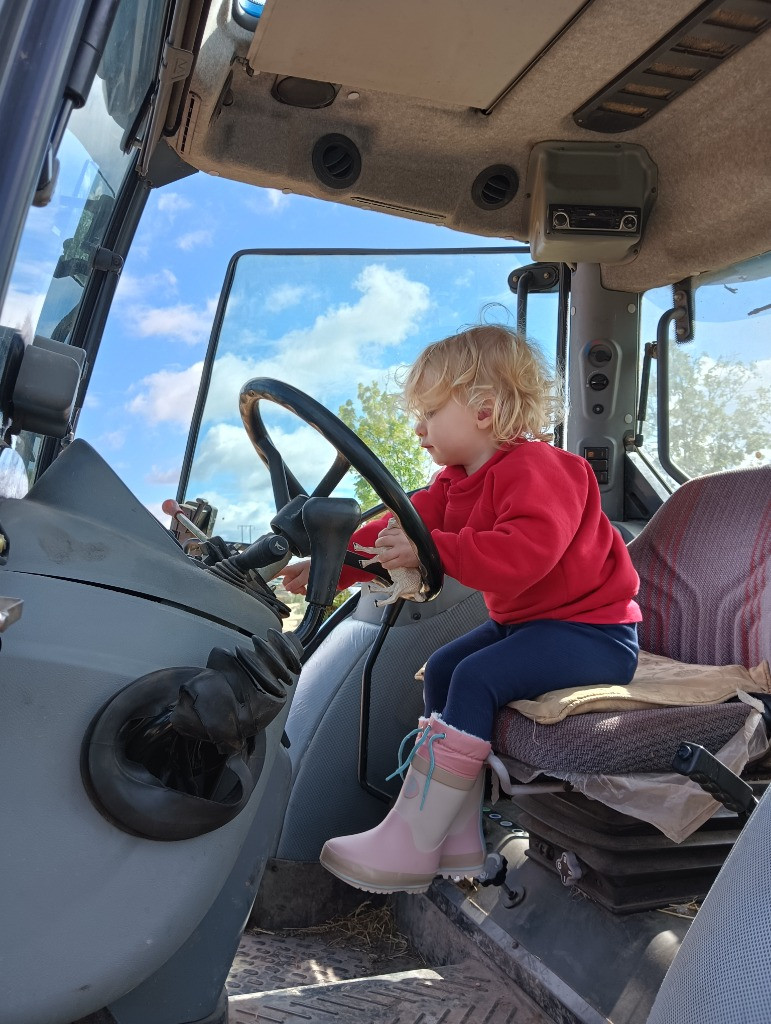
[654,347,771,478]
[339,381,432,511]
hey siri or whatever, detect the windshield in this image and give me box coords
[180,248,559,544]
[0,0,167,479]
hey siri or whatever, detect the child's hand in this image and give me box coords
[278,559,311,595]
[373,520,421,570]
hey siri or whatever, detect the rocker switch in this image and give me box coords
[583,446,610,487]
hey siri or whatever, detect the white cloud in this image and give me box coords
[204,352,265,422]
[186,420,349,537]
[208,264,430,410]
[190,489,277,541]
[115,268,177,301]
[127,361,204,427]
[753,357,771,387]
[267,189,289,211]
[146,464,182,485]
[131,297,218,345]
[193,420,337,490]
[127,264,430,431]
[177,229,214,251]
[145,500,170,525]
[94,429,126,451]
[126,351,272,429]
[127,265,432,535]
[265,284,308,313]
[256,264,429,392]
[157,192,192,215]
[0,287,46,339]
[245,188,292,215]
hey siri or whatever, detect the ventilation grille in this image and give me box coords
[312,134,361,189]
[178,93,201,154]
[471,165,519,210]
[350,197,446,220]
[574,0,771,133]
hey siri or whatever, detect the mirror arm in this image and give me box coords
[655,307,689,485]
[516,269,534,336]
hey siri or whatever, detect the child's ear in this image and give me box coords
[476,403,494,429]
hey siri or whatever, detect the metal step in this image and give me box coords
[228,959,551,1023]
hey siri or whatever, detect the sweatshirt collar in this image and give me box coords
[435,446,517,490]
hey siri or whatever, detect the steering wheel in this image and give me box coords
[239,378,444,601]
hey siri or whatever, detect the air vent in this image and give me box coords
[471,165,519,210]
[351,197,446,220]
[312,134,361,189]
[178,93,201,155]
[574,0,771,133]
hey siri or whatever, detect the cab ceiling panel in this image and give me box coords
[247,0,589,110]
[175,0,771,293]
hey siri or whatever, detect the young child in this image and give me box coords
[281,324,641,893]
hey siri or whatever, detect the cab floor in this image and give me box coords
[227,917,550,1024]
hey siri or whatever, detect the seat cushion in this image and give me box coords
[506,651,771,725]
[492,702,754,774]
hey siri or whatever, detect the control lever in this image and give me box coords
[163,499,236,568]
[672,742,757,819]
[302,497,361,607]
[230,534,290,573]
[162,499,209,542]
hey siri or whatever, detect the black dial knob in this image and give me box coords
[588,345,612,366]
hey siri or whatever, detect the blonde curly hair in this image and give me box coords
[402,324,562,445]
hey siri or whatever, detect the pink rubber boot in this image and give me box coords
[437,769,486,878]
[414,717,487,878]
[320,715,490,893]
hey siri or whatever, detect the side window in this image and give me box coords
[639,255,771,482]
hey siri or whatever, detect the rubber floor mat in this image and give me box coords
[229,959,550,1023]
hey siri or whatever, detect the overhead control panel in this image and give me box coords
[526,142,658,264]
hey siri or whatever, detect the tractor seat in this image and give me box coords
[488,466,771,912]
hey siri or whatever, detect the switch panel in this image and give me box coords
[581,339,620,421]
[583,445,611,486]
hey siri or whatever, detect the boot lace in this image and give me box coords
[386,724,430,782]
[386,726,446,810]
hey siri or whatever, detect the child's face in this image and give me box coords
[414,395,498,475]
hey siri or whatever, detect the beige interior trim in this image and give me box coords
[175,0,771,293]
[248,0,588,110]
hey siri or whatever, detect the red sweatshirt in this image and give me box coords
[339,442,642,626]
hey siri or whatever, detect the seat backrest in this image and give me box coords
[628,466,770,668]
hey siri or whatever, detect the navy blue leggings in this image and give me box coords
[422,619,639,741]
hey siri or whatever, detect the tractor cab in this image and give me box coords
[0,3,769,1024]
